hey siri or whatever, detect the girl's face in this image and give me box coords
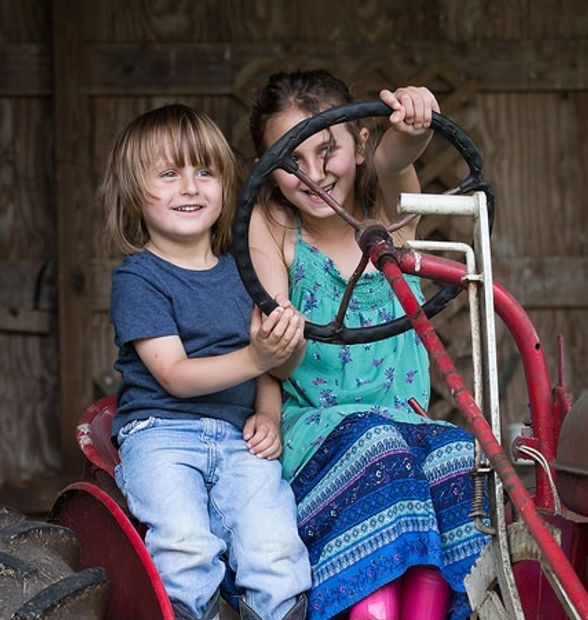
[264,106,366,220]
[142,157,223,249]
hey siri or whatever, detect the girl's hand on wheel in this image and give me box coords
[380,86,440,135]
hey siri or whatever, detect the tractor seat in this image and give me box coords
[553,391,588,516]
[77,395,120,480]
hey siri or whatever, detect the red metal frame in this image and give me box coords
[367,239,588,617]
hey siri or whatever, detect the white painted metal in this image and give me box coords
[407,240,484,409]
[399,192,480,216]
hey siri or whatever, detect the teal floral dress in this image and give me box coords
[282,234,489,620]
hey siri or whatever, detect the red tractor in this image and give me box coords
[2,104,586,619]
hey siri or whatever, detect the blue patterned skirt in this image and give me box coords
[290,412,489,620]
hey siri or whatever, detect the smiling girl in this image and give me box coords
[248,70,489,620]
[100,104,311,620]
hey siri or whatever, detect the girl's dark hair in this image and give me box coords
[249,69,379,212]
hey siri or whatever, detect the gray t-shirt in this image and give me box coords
[110,250,256,443]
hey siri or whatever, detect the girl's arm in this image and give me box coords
[249,206,291,302]
[134,303,303,399]
[249,205,306,380]
[243,373,283,459]
[374,87,440,241]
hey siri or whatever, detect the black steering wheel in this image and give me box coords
[233,100,494,344]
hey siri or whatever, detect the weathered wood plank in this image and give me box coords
[52,0,94,472]
[0,332,60,484]
[494,257,588,309]
[0,261,56,309]
[0,308,51,334]
[0,45,52,95]
[80,0,441,44]
[476,92,588,258]
[79,0,588,44]
[0,0,60,496]
[83,39,588,95]
[441,0,588,40]
[0,99,56,257]
[498,308,588,428]
[5,38,584,96]
[0,0,52,43]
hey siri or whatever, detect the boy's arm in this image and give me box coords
[134,304,303,399]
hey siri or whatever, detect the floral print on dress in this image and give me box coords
[339,346,352,366]
[302,290,319,314]
[281,237,431,480]
[406,370,417,384]
[293,261,305,285]
[384,367,395,391]
[319,389,338,408]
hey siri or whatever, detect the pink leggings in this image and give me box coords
[349,566,450,620]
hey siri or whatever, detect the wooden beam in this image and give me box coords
[1,36,587,97]
[0,44,52,95]
[83,39,588,95]
[0,308,51,334]
[52,0,93,473]
[494,257,588,309]
[91,258,118,312]
[1,36,582,97]
[0,260,55,309]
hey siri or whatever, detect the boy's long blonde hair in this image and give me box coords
[100,104,239,256]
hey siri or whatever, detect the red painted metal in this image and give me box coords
[391,247,557,510]
[77,395,120,479]
[368,241,588,618]
[553,393,588,516]
[514,514,588,619]
[553,335,573,442]
[49,481,174,620]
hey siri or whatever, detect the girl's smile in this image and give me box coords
[171,204,204,212]
[302,181,336,205]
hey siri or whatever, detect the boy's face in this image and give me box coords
[142,158,223,250]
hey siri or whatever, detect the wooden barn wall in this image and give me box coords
[0,0,586,511]
[0,1,60,508]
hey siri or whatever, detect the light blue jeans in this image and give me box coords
[115,416,311,619]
